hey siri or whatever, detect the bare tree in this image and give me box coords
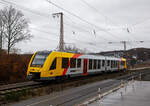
[0,13,4,50]
[0,6,32,54]
[0,26,2,50]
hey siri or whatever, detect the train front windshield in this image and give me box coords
[31,53,49,67]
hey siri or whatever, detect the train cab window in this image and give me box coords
[70,58,76,68]
[98,60,101,69]
[77,59,81,68]
[102,60,105,67]
[89,59,92,70]
[93,60,97,69]
[31,53,49,67]
[62,58,69,68]
[50,58,57,70]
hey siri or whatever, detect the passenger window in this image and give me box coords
[116,61,118,67]
[113,61,115,68]
[77,59,81,68]
[50,58,57,70]
[102,60,105,67]
[98,60,101,69]
[70,58,76,68]
[107,60,110,66]
[89,59,92,70]
[93,60,97,69]
[111,60,113,68]
[62,58,69,68]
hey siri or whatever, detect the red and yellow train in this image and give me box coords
[27,51,127,81]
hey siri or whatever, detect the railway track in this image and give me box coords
[0,67,149,95]
[0,81,43,95]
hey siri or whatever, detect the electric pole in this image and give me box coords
[121,41,126,52]
[108,40,144,58]
[121,41,127,58]
[108,41,127,57]
[52,12,64,51]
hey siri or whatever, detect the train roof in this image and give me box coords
[79,54,105,59]
[36,51,52,55]
[80,54,121,60]
[35,51,123,60]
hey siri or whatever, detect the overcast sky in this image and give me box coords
[1,0,150,53]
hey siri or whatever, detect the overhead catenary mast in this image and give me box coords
[52,12,64,51]
[108,40,144,58]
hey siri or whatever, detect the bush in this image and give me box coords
[0,51,32,83]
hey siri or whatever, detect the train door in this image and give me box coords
[83,59,88,75]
